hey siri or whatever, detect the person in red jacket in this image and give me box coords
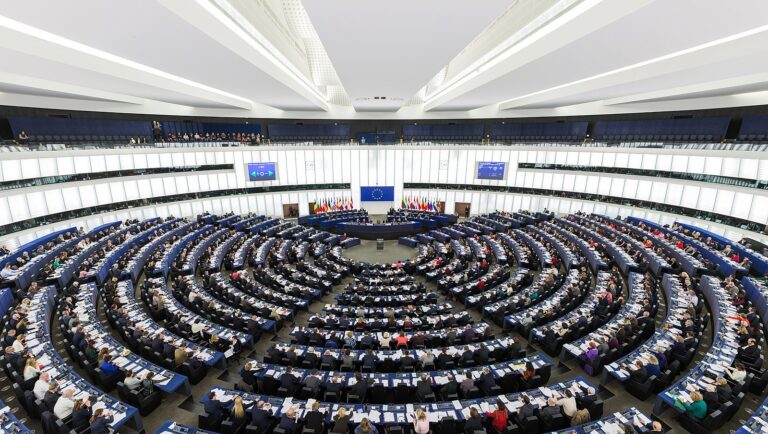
[485,399,508,431]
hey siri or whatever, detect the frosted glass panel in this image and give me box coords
[8,195,30,221]
[20,159,40,179]
[26,192,46,217]
[56,157,75,176]
[697,187,716,211]
[1,160,22,181]
[731,192,752,219]
[44,190,65,214]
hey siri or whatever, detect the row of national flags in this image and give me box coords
[313,196,354,213]
[401,195,439,211]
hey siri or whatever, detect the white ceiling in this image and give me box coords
[301,0,510,111]
[0,0,767,119]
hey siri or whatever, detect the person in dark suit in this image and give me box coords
[415,373,433,402]
[251,400,274,433]
[293,327,309,345]
[400,349,416,371]
[441,373,459,400]
[460,346,475,366]
[670,336,688,360]
[284,346,298,366]
[576,387,597,410]
[241,363,257,390]
[538,398,562,425]
[304,369,322,395]
[326,375,344,396]
[437,348,453,369]
[517,395,536,420]
[715,377,732,403]
[304,350,319,368]
[463,407,483,434]
[475,343,490,365]
[462,325,476,343]
[738,338,760,362]
[509,337,523,356]
[629,361,648,383]
[321,350,337,368]
[266,343,283,362]
[361,350,378,369]
[204,391,225,421]
[476,368,496,395]
[304,401,326,433]
[70,399,92,431]
[349,372,369,402]
[279,407,300,434]
[703,385,720,412]
[280,367,299,395]
[543,328,558,347]
[42,383,60,411]
[89,408,113,434]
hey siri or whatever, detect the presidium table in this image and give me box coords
[300,211,458,240]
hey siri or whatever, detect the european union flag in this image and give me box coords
[360,186,395,201]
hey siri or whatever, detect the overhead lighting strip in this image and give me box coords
[422,0,591,106]
[202,0,329,104]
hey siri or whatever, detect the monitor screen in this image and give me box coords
[247,162,276,181]
[477,162,506,180]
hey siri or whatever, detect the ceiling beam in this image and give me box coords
[0,71,146,104]
[0,14,255,111]
[423,0,653,111]
[500,24,768,110]
[602,72,768,106]
[158,0,330,112]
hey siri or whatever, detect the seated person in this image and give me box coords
[676,390,707,421]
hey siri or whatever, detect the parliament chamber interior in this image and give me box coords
[3,1,768,434]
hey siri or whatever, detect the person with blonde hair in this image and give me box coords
[231,396,248,427]
[355,417,378,434]
[677,390,707,420]
[23,356,40,381]
[379,332,392,349]
[645,354,661,377]
[413,408,430,434]
[70,398,91,430]
[332,407,354,434]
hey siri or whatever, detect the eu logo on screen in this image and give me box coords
[477,162,506,180]
[360,186,395,201]
[247,162,276,181]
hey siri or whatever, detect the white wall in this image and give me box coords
[1,145,767,247]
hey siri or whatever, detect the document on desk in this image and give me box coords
[368,410,381,423]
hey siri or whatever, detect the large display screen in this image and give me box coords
[247,162,276,181]
[477,162,506,180]
[360,186,395,201]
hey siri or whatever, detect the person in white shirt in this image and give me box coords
[727,363,747,384]
[53,389,76,419]
[191,320,205,336]
[123,370,141,391]
[33,372,50,400]
[23,357,40,381]
[556,389,578,417]
[1,264,16,279]
[12,335,25,353]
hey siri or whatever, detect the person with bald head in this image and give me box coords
[538,397,562,425]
